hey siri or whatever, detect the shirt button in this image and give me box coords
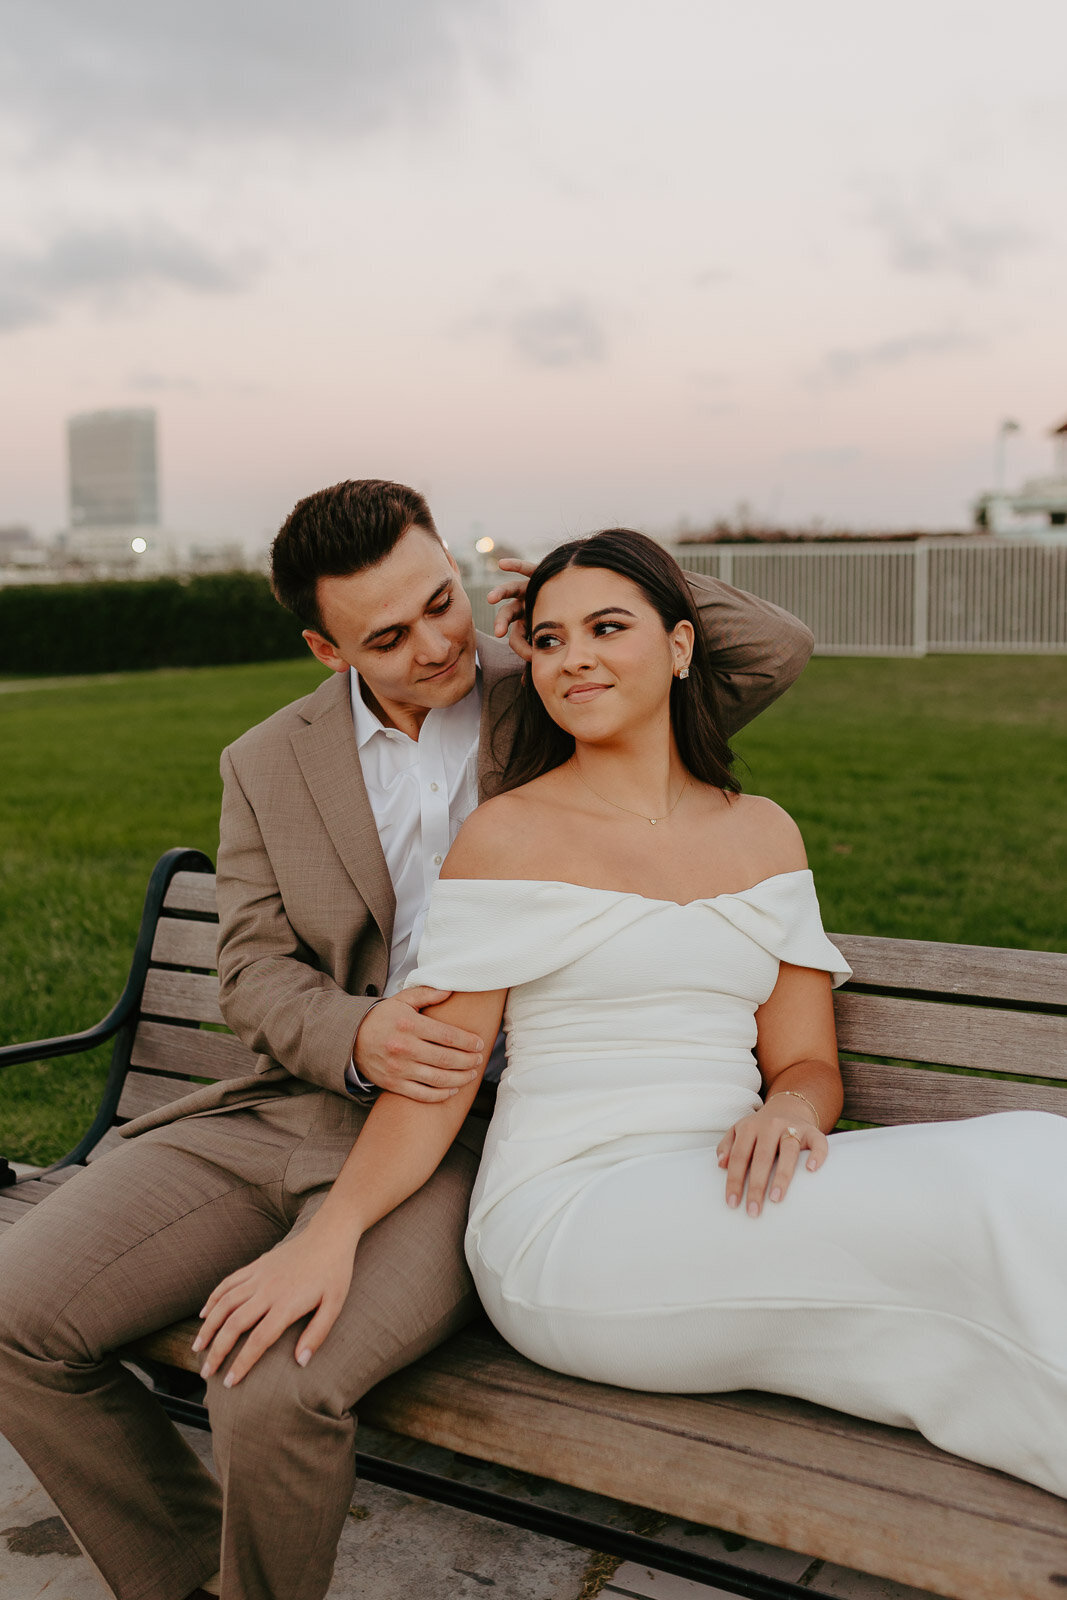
[433,854,443,866]
[429,781,439,792]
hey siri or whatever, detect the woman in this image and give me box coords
[198,529,1067,1497]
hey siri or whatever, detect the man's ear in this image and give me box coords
[302,629,349,675]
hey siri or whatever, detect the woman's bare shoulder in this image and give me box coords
[442,786,554,881]
[726,792,808,875]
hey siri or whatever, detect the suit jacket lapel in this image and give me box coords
[289,671,395,949]
[476,630,522,799]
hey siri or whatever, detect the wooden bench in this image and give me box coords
[2,847,1066,1600]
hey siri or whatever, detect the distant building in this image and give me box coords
[186,542,247,573]
[975,417,1067,535]
[0,524,49,576]
[0,524,35,554]
[0,409,250,588]
[69,408,159,529]
[62,407,177,575]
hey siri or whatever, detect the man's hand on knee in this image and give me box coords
[354,990,484,1101]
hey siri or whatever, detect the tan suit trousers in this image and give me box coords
[0,1088,480,1600]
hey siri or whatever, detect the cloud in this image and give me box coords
[692,267,732,288]
[0,221,256,332]
[686,369,733,390]
[811,328,981,385]
[0,0,508,157]
[128,371,202,393]
[781,446,863,469]
[511,297,607,366]
[508,298,607,368]
[127,370,266,394]
[862,184,1035,284]
[455,288,608,369]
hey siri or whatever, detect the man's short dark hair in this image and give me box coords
[270,479,439,636]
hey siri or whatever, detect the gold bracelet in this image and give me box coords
[767,1088,821,1132]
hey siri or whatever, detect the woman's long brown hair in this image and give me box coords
[496,528,741,795]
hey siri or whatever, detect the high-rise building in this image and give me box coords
[68,408,159,529]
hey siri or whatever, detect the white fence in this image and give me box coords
[471,539,1067,656]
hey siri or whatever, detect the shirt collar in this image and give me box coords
[349,656,481,750]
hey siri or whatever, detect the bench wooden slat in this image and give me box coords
[833,991,1067,1077]
[86,1128,127,1161]
[1,1178,73,1205]
[428,1341,1061,1529]
[830,933,1067,1008]
[0,1168,81,1225]
[163,872,219,917]
[841,1059,1067,1125]
[151,918,219,970]
[125,1317,202,1372]
[130,1019,257,1081]
[120,1324,1067,1599]
[118,1070,202,1122]
[34,1167,81,1186]
[358,1329,1067,1600]
[141,969,225,1026]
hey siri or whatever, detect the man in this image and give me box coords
[0,480,813,1600]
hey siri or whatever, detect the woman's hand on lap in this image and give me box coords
[193,1226,358,1386]
[717,1108,828,1217]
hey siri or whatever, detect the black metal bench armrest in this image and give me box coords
[0,1024,127,1072]
[1,846,214,1175]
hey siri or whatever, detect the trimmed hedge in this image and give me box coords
[0,573,308,676]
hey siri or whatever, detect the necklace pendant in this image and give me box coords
[649,817,657,825]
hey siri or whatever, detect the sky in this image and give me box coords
[1,0,1065,558]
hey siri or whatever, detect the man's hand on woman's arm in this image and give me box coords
[352,988,486,1101]
[194,986,507,1386]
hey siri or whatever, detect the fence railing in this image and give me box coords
[470,539,1067,656]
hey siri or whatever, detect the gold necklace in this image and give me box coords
[570,758,689,825]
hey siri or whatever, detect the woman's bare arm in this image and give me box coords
[717,959,843,1216]
[194,987,506,1385]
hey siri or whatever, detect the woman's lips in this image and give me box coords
[564,683,611,703]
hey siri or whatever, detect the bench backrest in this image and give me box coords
[114,870,258,1131]
[110,871,1067,1144]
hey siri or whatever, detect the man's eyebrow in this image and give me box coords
[531,606,637,632]
[360,579,452,647]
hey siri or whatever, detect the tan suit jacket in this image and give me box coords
[124,579,812,1140]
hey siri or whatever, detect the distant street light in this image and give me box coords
[475,536,495,554]
[131,537,148,553]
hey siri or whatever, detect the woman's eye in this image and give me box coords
[532,632,561,650]
[594,621,624,636]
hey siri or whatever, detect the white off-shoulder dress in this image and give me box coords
[406,870,1067,1496]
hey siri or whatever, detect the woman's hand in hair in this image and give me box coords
[488,558,537,661]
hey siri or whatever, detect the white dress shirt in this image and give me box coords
[345,663,492,1093]
[350,665,482,994]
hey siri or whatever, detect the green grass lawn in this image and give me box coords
[1,654,1065,1164]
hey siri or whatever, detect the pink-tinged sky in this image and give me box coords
[1,0,1064,560]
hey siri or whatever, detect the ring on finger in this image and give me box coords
[781,1127,803,1145]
